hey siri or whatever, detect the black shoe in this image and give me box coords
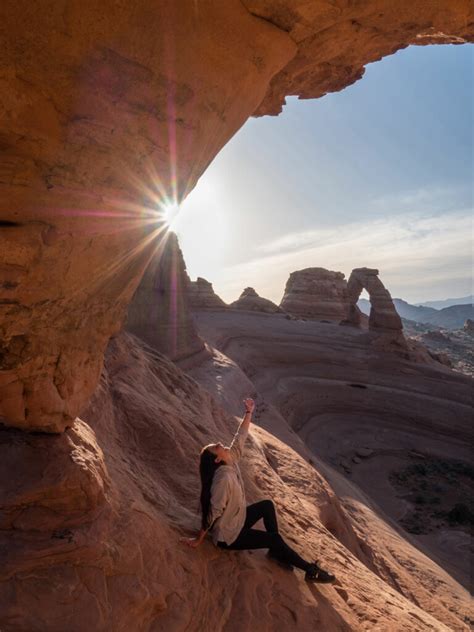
[266,550,293,571]
[305,562,336,583]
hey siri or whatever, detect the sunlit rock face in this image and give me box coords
[280,268,350,322]
[126,233,205,361]
[245,0,474,115]
[1,1,472,431]
[229,287,282,313]
[187,277,228,310]
[0,2,295,431]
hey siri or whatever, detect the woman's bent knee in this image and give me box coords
[267,531,283,545]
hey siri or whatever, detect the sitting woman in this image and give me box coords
[181,397,335,583]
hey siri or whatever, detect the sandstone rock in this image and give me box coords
[230,287,282,313]
[356,447,374,458]
[187,277,227,310]
[463,318,474,334]
[280,267,350,321]
[126,233,205,362]
[422,330,451,343]
[247,1,474,115]
[4,330,469,632]
[345,268,403,332]
[1,3,472,430]
[0,2,294,431]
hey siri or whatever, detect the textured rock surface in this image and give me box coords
[280,267,350,321]
[229,287,282,313]
[246,0,474,115]
[1,331,471,631]
[194,309,474,603]
[2,1,473,431]
[187,277,228,310]
[126,232,204,361]
[0,1,294,431]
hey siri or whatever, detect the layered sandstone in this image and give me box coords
[126,232,204,361]
[345,267,403,332]
[193,309,474,604]
[0,1,295,431]
[1,331,471,631]
[1,1,473,431]
[280,267,350,321]
[187,277,227,310]
[229,287,282,313]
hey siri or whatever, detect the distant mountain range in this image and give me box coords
[358,297,474,330]
[416,295,473,309]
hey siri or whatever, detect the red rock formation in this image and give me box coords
[230,287,282,313]
[247,0,474,115]
[126,232,205,361]
[1,2,472,431]
[345,267,403,332]
[280,267,350,321]
[1,331,471,631]
[187,277,227,310]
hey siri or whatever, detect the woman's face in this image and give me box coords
[208,442,230,463]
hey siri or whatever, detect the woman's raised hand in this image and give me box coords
[244,398,255,414]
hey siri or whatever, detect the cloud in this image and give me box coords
[370,184,471,214]
[215,209,473,303]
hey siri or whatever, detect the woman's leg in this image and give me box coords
[223,528,311,572]
[243,499,278,533]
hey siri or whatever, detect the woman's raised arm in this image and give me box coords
[229,398,255,463]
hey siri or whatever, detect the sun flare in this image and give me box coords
[161,201,180,227]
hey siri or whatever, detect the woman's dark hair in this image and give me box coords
[199,447,223,530]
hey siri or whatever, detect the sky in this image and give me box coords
[172,43,473,305]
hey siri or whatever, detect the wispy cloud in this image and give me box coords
[370,184,472,214]
[215,209,473,303]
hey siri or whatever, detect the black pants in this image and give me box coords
[217,500,310,572]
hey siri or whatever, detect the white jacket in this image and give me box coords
[208,423,249,545]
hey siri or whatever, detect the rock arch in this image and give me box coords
[345,268,402,332]
[1,2,472,430]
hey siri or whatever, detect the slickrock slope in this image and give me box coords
[193,310,474,601]
[2,2,473,431]
[280,268,350,321]
[1,331,471,631]
[126,232,205,361]
[187,277,228,310]
[230,287,282,313]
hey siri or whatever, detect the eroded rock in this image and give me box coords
[345,267,403,332]
[230,287,282,313]
[126,232,205,361]
[2,2,473,430]
[187,277,227,310]
[280,267,350,321]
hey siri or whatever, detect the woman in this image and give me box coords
[181,397,336,583]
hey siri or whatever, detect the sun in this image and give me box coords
[162,201,180,226]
